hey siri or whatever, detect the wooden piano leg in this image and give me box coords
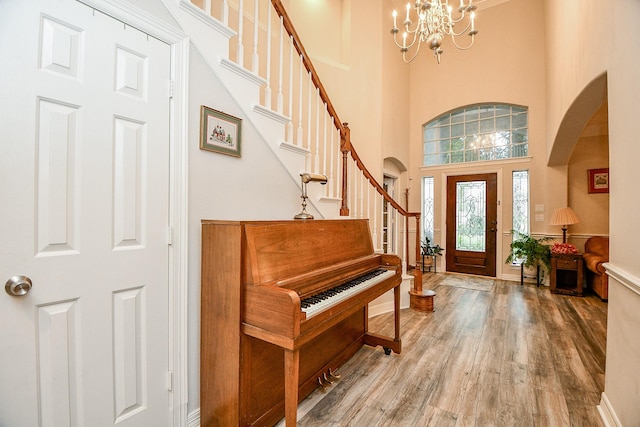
[394,284,401,343]
[284,349,300,426]
[362,285,402,354]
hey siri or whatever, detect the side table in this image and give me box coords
[550,252,583,296]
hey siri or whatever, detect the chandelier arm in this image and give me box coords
[402,40,422,63]
[448,20,472,37]
[449,33,476,50]
[392,30,420,51]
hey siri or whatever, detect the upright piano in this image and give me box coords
[200,219,403,426]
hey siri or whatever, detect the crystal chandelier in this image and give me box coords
[391,0,478,63]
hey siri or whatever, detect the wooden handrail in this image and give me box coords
[271,0,345,138]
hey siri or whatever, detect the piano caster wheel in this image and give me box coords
[384,347,391,355]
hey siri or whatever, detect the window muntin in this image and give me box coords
[423,104,528,166]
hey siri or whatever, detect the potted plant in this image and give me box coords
[421,236,444,271]
[505,230,552,272]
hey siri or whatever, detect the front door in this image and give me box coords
[0,1,172,425]
[446,173,498,276]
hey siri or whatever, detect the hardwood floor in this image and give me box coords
[279,273,607,427]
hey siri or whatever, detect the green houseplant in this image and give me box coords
[421,236,444,257]
[421,236,443,271]
[505,230,552,271]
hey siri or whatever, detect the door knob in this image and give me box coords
[5,275,32,296]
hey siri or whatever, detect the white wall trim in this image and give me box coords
[78,1,190,426]
[280,141,311,156]
[604,262,640,297]
[178,0,236,39]
[598,392,622,427]
[220,57,267,86]
[78,0,185,41]
[254,104,290,124]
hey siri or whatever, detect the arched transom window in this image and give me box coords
[423,104,528,166]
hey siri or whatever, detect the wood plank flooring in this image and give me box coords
[278,273,607,427]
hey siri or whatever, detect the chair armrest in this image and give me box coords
[583,253,607,274]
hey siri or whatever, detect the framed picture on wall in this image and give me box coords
[588,168,609,193]
[200,105,242,157]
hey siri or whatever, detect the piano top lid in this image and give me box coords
[242,219,375,286]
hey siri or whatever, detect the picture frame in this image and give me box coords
[588,168,609,194]
[200,105,242,157]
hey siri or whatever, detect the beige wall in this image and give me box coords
[545,0,640,424]
[395,0,548,275]
[286,0,411,189]
[567,102,609,241]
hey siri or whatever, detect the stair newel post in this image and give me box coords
[340,123,350,216]
[414,214,423,288]
[405,188,410,275]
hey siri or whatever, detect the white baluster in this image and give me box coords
[329,123,335,198]
[307,71,312,151]
[322,103,328,196]
[287,35,294,144]
[297,56,304,147]
[360,173,364,218]
[265,3,272,108]
[237,0,244,67]
[222,0,228,25]
[277,16,284,114]
[352,165,358,218]
[252,0,259,74]
[373,192,379,249]
[314,89,320,173]
[367,179,371,224]
[204,0,212,15]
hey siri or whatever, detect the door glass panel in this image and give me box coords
[456,181,486,251]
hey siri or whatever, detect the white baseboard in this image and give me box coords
[597,392,622,427]
[187,409,200,427]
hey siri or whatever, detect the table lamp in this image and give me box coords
[549,207,579,243]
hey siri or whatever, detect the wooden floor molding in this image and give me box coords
[277,273,607,426]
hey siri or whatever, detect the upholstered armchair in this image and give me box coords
[583,236,609,300]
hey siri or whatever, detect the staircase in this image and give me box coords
[162,0,425,312]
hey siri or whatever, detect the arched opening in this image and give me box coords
[548,73,608,166]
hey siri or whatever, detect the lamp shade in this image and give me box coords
[549,207,580,226]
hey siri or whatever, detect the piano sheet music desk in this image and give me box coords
[200,219,403,426]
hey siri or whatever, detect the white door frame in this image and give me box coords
[77,1,190,425]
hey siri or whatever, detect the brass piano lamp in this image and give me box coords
[294,172,327,219]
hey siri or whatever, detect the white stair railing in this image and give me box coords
[186,0,422,278]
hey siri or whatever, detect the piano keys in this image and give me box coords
[300,268,395,319]
[200,219,403,426]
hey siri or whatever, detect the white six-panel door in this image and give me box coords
[0,1,172,425]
